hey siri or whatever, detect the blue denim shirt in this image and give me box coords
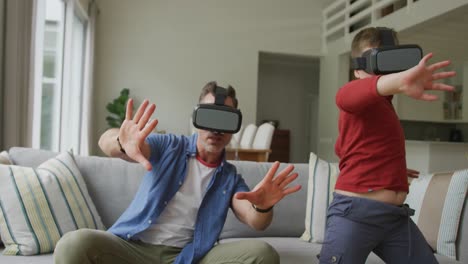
[108,133,249,263]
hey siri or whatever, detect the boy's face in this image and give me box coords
[354,46,376,79]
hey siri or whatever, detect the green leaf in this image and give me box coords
[118,97,125,105]
[119,112,125,121]
[121,88,129,96]
[108,120,120,128]
[116,104,125,112]
[106,88,132,128]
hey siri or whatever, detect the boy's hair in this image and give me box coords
[199,81,238,108]
[351,27,399,58]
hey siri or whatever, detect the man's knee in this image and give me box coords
[246,240,280,264]
[54,229,104,264]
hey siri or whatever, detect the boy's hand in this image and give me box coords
[400,53,456,101]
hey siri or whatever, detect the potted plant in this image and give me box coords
[106,88,133,128]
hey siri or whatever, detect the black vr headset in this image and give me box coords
[351,27,423,75]
[192,85,242,134]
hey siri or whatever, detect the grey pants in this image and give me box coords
[53,229,279,264]
[319,193,437,264]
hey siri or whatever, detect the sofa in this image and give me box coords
[0,147,466,263]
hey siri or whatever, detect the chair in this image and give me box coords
[239,124,257,149]
[252,122,275,150]
[229,125,244,148]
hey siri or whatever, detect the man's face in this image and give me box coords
[196,93,234,154]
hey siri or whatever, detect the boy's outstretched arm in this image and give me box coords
[376,53,456,99]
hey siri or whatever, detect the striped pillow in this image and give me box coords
[0,151,12,244]
[300,152,339,243]
[0,151,105,255]
[405,170,468,260]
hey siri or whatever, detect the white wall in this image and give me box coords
[92,0,326,154]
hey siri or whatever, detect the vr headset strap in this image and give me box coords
[377,27,396,46]
[352,57,366,70]
[214,86,228,106]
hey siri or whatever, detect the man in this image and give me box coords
[54,81,301,264]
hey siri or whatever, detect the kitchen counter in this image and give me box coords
[406,140,468,145]
[405,140,468,174]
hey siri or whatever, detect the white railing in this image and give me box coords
[322,0,419,46]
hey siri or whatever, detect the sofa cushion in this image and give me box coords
[0,250,53,263]
[8,147,146,228]
[219,237,385,264]
[405,169,468,260]
[0,151,105,255]
[0,151,12,165]
[219,237,323,264]
[219,237,460,264]
[300,152,339,243]
[220,161,309,239]
[0,151,12,244]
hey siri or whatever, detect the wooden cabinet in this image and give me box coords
[268,129,290,163]
[225,148,271,162]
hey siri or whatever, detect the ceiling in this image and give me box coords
[398,4,468,65]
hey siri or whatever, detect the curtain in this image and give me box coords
[0,0,5,150]
[1,0,35,150]
[79,0,98,155]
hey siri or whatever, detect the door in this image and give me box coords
[257,52,320,163]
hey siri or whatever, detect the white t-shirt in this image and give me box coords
[136,156,218,247]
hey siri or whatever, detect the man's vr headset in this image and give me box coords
[351,27,423,75]
[192,86,242,134]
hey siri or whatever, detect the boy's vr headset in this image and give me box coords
[351,27,423,75]
[192,86,242,134]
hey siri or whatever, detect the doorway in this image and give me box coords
[257,52,320,163]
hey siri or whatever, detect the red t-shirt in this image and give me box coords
[334,75,408,193]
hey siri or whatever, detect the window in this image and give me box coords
[33,0,89,153]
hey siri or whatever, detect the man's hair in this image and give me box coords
[351,27,399,58]
[199,81,238,108]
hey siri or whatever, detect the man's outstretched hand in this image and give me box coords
[119,98,159,171]
[234,162,302,210]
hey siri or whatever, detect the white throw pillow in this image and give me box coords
[0,151,12,165]
[300,152,339,243]
[0,151,105,255]
[405,169,468,260]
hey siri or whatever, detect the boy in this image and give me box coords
[319,27,456,263]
